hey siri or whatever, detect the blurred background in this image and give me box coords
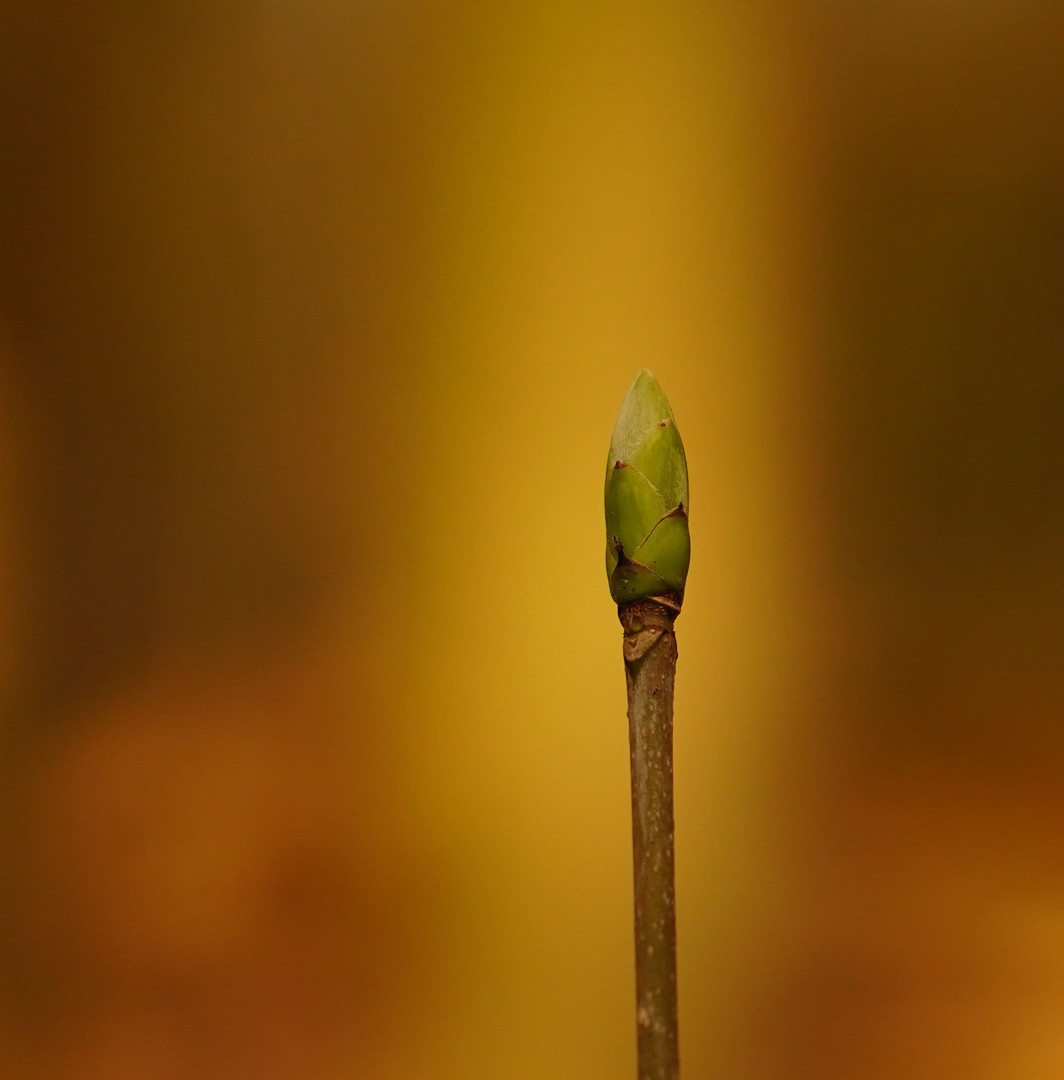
[2,1,1064,1077]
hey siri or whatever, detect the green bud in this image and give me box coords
[605,370,690,605]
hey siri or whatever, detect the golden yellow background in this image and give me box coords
[2,2,1064,1077]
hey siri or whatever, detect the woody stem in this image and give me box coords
[619,597,680,1080]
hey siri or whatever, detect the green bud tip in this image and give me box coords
[604,370,690,606]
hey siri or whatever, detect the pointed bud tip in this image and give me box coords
[624,369,671,415]
[609,370,676,466]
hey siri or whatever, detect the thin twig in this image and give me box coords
[619,596,680,1080]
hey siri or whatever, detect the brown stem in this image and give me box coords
[619,596,680,1080]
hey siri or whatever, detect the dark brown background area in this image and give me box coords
[2,2,1064,1077]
